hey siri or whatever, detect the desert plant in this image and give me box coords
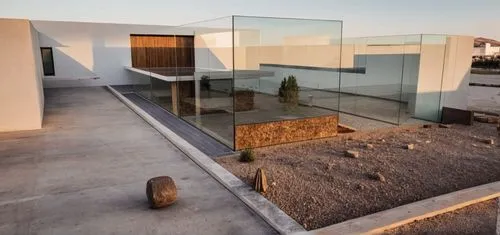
[277,75,299,107]
[284,75,299,106]
[278,78,287,102]
[239,148,255,162]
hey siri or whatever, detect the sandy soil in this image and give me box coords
[383,199,498,235]
[216,122,500,230]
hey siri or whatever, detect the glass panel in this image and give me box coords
[339,35,418,125]
[232,16,342,125]
[412,35,447,122]
[150,77,175,113]
[175,17,235,148]
[132,70,152,100]
[399,35,422,124]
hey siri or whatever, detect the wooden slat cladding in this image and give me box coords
[130,35,194,68]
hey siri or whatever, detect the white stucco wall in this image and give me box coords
[32,20,185,88]
[414,35,473,122]
[0,19,44,131]
[440,36,474,110]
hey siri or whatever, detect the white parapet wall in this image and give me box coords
[31,20,185,88]
[0,19,44,132]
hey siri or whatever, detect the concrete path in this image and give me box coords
[470,74,500,86]
[0,87,276,235]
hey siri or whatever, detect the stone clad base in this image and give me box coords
[235,115,338,150]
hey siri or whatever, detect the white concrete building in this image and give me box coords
[0,17,474,136]
[473,43,500,57]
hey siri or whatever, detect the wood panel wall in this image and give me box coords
[130,35,194,68]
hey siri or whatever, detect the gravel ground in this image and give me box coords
[216,122,500,230]
[383,199,498,235]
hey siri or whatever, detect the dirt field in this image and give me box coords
[383,199,498,235]
[216,122,500,230]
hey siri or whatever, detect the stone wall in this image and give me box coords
[235,115,338,150]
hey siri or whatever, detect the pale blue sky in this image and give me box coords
[1,0,499,39]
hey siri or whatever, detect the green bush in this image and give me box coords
[285,75,299,106]
[278,78,287,102]
[239,148,255,162]
[278,75,299,107]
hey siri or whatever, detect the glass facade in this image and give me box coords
[232,16,343,126]
[126,15,457,149]
[128,16,343,149]
[335,34,452,125]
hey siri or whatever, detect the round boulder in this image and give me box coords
[146,176,177,209]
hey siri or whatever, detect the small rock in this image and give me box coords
[479,138,495,145]
[146,176,177,209]
[472,143,479,147]
[254,168,268,193]
[438,124,452,128]
[416,140,422,143]
[423,124,433,128]
[404,144,415,150]
[474,116,489,123]
[327,163,335,170]
[365,143,374,149]
[344,150,360,158]
[425,140,431,144]
[368,172,386,182]
[356,183,365,190]
[487,117,498,124]
[271,181,277,187]
[381,139,386,143]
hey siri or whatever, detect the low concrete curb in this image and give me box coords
[469,82,500,88]
[497,198,500,235]
[108,86,305,235]
[293,181,500,235]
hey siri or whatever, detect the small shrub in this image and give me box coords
[277,75,299,107]
[278,78,287,102]
[284,75,299,106]
[239,148,255,162]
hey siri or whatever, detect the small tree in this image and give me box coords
[278,78,287,102]
[277,75,299,107]
[284,75,299,107]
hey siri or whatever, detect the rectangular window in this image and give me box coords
[40,47,55,76]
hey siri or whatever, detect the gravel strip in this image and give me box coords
[382,199,498,235]
[216,122,500,230]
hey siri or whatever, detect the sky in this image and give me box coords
[0,0,499,39]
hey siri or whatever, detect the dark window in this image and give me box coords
[40,47,55,76]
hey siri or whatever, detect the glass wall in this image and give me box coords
[414,35,448,122]
[336,34,455,125]
[126,18,458,149]
[337,35,422,125]
[124,16,463,150]
[232,16,343,126]
[176,17,235,148]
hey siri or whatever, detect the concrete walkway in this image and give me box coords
[470,74,500,86]
[0,87,276,235]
